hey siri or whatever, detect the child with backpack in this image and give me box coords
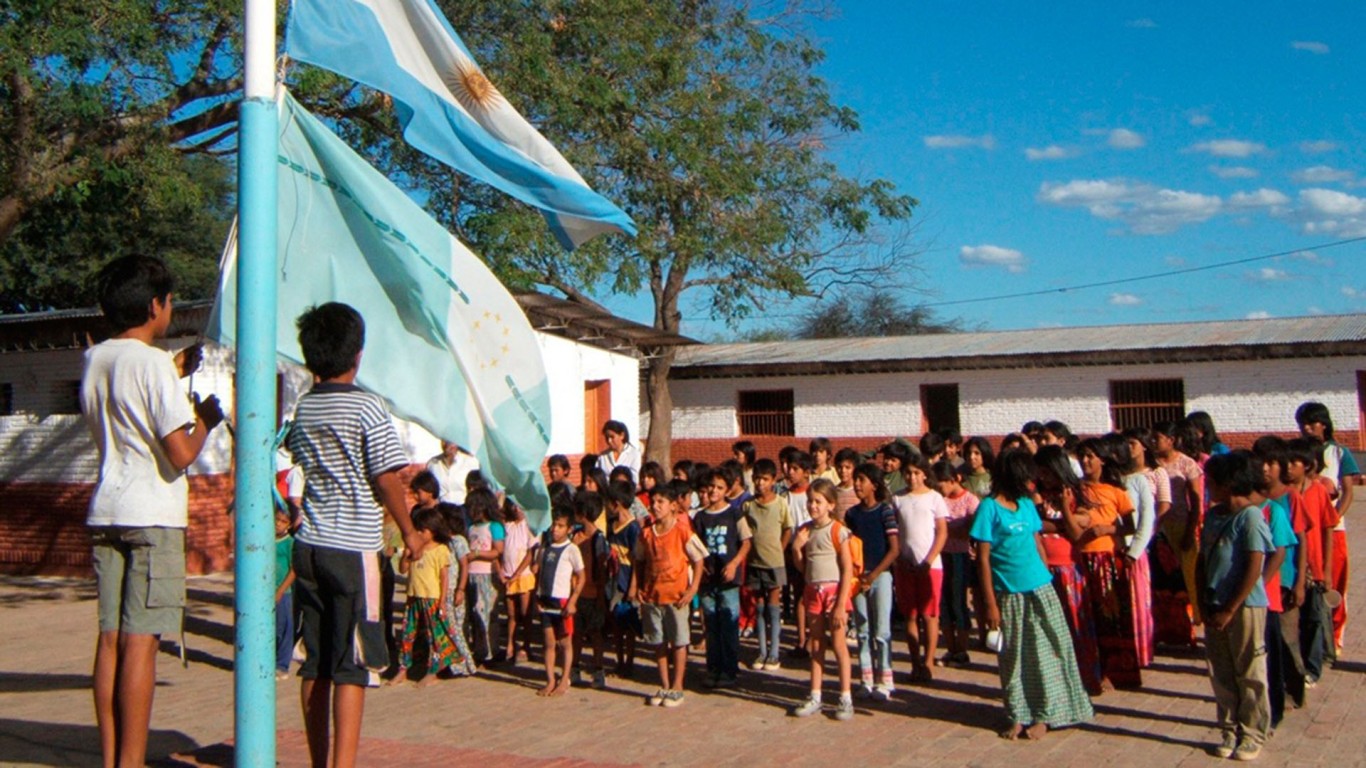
[790,479,856,720]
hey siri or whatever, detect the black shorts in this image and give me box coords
[293,542,388,687]
[746,565,787,592]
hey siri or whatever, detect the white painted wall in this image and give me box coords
[668,356,1366,439]
[0,331,641,484]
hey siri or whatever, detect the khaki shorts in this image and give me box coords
[641,602,691,648]
[91,526,186,636]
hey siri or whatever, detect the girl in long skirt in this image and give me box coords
[1033,446,1102,694]
[973,450,1093,741]
[395,508,459,684]
[1152,420,1206,645]
[1122,428,1171,667]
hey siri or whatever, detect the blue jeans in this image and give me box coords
[275,590,294,673]
[700,585,741,678]
[853,571,893,683]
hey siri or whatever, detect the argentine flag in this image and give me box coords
[208,91,553,525]
[286,0,637,251]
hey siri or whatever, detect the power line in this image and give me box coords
[917,235,1366,309]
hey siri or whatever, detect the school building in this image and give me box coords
[662,314,1366,465]
[0,294,685,576]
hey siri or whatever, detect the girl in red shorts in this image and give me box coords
[790,479,856,720]
[892,454,951,682]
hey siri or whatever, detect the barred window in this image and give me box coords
[0,383,11,416]
[737,389,794,436]
[1109,379,1184,432]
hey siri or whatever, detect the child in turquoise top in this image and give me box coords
[275,509,296,679]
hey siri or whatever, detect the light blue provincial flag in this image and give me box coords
[208,91,553,525]
[286,0,636,250]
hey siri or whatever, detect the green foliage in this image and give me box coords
[792,289,966,339]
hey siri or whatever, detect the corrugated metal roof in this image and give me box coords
[674,314,1366,373]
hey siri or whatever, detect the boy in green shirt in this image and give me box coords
[744,459,793,670]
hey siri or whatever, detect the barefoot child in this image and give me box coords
[500,500,538,664]
[534,508,585,696]
[790,479,856,720]
[629,484,707,707]
[275,509,297,681]
[972,450,1093,741]
[396,509,458,686]
[892,453,950,683]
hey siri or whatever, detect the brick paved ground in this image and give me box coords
[4,505,1366,767]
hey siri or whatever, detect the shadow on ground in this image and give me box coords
[0,718,199,768]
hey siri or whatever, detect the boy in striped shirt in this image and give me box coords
[287,302,425,768]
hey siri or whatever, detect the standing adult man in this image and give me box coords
[426,440,481,505]
[596,420,642,485]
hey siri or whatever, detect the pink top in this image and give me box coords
[942,490,980,555]
[500,519,535,579]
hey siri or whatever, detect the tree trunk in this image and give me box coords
[643,347,676,469]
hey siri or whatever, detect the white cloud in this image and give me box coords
[1209,165,1259,179]
[1126,18,1158,28]
[1109,293,1143,306]
[924,134,996,150]
[1227,188,1290,211]
[1108,128,1145,150]
[1188,113,1212,127]
[1025,145,1073,161]
[1251,267,1288,281]
[1293,250,1329,265]
[1292,165,1355,185]
[959,244,1027,273]
[1296,188,1366,237]
[1291,41,1330,55]
[1344,286,1360,298]
[1037,179,1222,234]
[1164,256,1187,266]
[1299,140,1338,154]
[1308,306,1326,315]
[1190,139,1267,158]
[1246,310,1273,320]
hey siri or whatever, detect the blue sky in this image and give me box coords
[607,2,1366,339]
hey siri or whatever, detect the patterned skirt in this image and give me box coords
[1129,552,1155,667]
[1078,551,1142,688]
[441,596,477,677]
[997,584,1095,728]
[1049,563,1102,694]
[401,597,459,675]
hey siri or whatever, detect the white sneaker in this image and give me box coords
[874,683,894,701]
[647,689,668,706]
[791,696,822,717]
[834,697,855,721]
[662,690,685,708]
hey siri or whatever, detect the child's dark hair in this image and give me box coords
[1121,427,1158,470]
[439,502,466,538]
[582,467,610,494]
[1021,420,1045,439]
[809,437,833,457]
[608,465,635,487]
[605,480,636,512]
[938,428,963,447]
[752,458,778,479]
[1077,436,1126,488]
[718,459,743,487]
[901,450,932,478]
[578,453,599,479]
[918,431,946,459]
[700,467,728,491]
[882,440,914,467]
[411,506,452,544]
[809,477,838,507]
[547,454,571,473]
[1252,435,1290,484]
[465,469,491,494]
[666,479,693,502]
[992,449,1036,499]
[852,462,890,504]
[1185,410,1222,454]
[1295,401,1335,441]
[778,445,800,467]
[602,419,630,441]
[575,491,604,524]
[1286,437,1324,474]
[964,436,995,471]
[409,470,441,499]
[787,450,815,474]
[651,483,682,503]
[551,505,575,527]
[833,447,861,467]
[1042,420,1076,450]
[1205,450,1265,497]
[1174,419,1205,458]
[732,440,756,467]
[672,459,695,478]
[296,302,365,381]
[1033,445,1080,495]
[929,459,959,485]
[639,461,667,490]
[501,497,524,523]
[547,480,575,510]
[465,488,498,524]
[97,255,176,333]
[1000,433,1027,452]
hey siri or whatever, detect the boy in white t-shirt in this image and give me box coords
[81,255,224,768]
[534,508,585,696]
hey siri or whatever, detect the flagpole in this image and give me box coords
[235,0,278,764]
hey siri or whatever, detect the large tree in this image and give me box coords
[430,0,918,465]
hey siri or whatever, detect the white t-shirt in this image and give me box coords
[538,539,585,600]
[81,339,197,528]
[426,451,480,505]
[596,442,642,484]
[786,489,811,528]
[892,489,950,568]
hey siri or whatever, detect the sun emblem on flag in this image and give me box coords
[445,58,502,112]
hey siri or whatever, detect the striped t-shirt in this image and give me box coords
[287,383,408,552]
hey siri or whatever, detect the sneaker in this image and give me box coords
[275,670,291,681]
[662,690,685,708]
[855,682,876,700]
[1233,742,1261,761]
[648,689,668,707]
[873,683,894,701]
[715,675,738,689]
[1212,733,1238,759]
[571,667,583,686]
[791,696,822,717]
[741,627,754,639]
[834,697,855,721]
[763,657,782,671]
[592,669,606,690]
[750,658,768,671]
